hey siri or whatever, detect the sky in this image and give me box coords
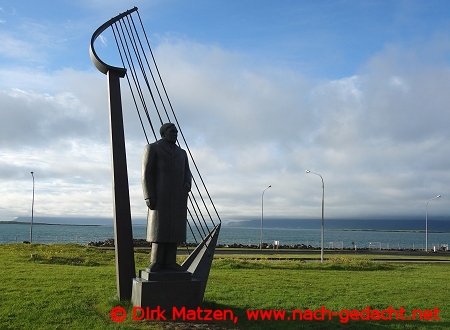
[1,0,450,223]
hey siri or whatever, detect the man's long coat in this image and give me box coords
[142,140,191,243]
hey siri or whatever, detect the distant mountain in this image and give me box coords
[12,216,147,226]
[226,218,450,231]
[8,216,450,231]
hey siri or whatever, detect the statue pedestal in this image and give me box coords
[131,269,202,311]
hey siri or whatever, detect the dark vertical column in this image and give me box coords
[107,69,136,300]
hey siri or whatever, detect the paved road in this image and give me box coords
[179,247,449,256]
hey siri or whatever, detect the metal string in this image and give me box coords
[136,10,221,227]
[109,9,220,245]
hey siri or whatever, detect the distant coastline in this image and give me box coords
[7,216,122,226]
[224,226,448,233]
[226,218,450,232]
[0,221,100,227]
[327,228,446,233]
[2,217,450,232]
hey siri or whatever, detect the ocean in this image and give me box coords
[1,222,449,250]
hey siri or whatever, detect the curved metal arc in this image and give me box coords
[89,6,138,75]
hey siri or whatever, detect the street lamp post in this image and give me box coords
[306,170,324,263]
[426,195,441,252]
[30,171,35,244]
[260,185,271,250]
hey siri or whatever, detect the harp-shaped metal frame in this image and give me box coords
[90,7,138,76]
[89,7,139,301]
[90,7,220,302]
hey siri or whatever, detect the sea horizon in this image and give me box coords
[4,216,450,232]
[2,217,450,250]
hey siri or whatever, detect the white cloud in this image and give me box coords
[0,32,40,61]
[98,34,107,47]
[1,33,450,221]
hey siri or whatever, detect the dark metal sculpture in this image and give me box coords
[143,123,191,272]
[89,8,138,300]
[89,7,221,307]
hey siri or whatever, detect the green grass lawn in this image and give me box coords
[0,244,448,329]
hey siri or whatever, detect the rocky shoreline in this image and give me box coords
[88,238,427,251]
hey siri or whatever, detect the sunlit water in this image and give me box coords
[1,223,449,250]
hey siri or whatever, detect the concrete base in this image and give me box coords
[139,269,192,281]
[131,269,202,311]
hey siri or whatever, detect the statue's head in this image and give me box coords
[160,123,178,144]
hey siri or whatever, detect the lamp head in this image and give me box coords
[305,170,310,173]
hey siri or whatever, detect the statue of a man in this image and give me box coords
[142,123,191,272]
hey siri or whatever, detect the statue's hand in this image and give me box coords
[146,198,156,210]
[183,182,191,192]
